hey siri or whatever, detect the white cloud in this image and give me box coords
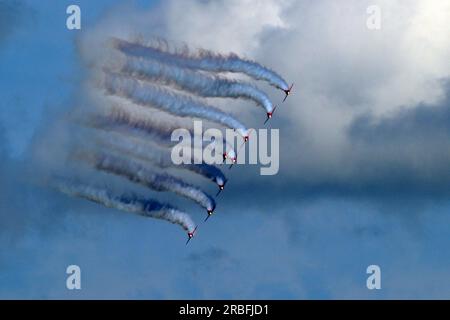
[163,0,290,53]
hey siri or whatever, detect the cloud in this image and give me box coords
[255,0,450,192]
[350,82,450,143]
[189,0,450,194]
[345,80,450,195]
[162,0,290,53]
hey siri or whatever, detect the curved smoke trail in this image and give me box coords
[103,72,249,137]
[93,130,228,188]
[54,179,196,233]
[80,151,216,213]
[120,56,275,113]
[184,163,227,189]
[86,108,237,160]
[113,38,289,91]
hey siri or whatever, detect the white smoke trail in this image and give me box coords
[93,130,228,188]
[102,72,249,137]
[120,56,275,114]
[54,179,196,233]
[79,151,216,213]
[86,107,237,160]
[113,38,289,91]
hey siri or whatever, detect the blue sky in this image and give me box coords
[1,0,450,299]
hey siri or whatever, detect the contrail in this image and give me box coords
[93,130,228,189]
[120,56,275,114]
[102,72,250,138]
[54,179,196,233]
[113,38,289,91]
[79,151,216,213]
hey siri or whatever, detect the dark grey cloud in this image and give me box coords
[350,80,450,143]
[344,80,450,196]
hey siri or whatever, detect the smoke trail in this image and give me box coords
[102,72,249,137]
[120,56,275,113]
[113,38,289,91]
[85,107,237,160]
[86,108,177,146]
[54,179,196,233]
[184,163,227,189]
[93,130,228,188]
[79,151,216,213]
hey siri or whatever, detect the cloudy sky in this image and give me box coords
[1,0,450,299]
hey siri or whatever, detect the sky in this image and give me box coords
[1,0,450,299]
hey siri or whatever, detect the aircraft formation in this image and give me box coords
[53,37,292,245]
